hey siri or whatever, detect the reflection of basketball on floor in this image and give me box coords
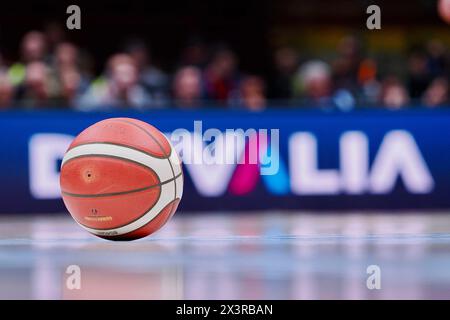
[60,117,183,241]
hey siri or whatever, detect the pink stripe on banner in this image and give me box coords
[228,133,264,195]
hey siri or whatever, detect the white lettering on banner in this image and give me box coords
[340,132,369,194]
[289,132,340,195]
[170,131,243,196]
[289,130,434,195]
[28,130,434,200]
[369,131,434,194]
[29,134,73,199]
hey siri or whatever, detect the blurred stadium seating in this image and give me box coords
[0,0,448,110]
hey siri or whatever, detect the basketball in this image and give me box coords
[59,117,183,241]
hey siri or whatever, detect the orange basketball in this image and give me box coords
[60,117,183,241]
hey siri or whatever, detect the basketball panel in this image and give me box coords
[68,118,170,158]
[101,198,180,241]
[62,186,161,230]
[113,118,172,157]
[60,156,160,196]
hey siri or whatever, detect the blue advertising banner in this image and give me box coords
[0,109,449,213]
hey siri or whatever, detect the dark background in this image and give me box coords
[0,0,445,76]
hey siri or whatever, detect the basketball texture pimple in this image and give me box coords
[60,117,183,241]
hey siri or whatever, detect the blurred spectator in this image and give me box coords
[21,31,48,64]
[332,36,362,92]
[179,38,209,68]
[270,47,299,100]
[52,42,90,106]
[172,66,203,108]
[0,72,14,108]
[379,76,410,109]
[124,39,169,107]
[295,59,358,110]
[58,67,84,106]
[358,58,377,85]
[422,77,449,107]
[204,47,239,104]
[234,75,267,111]
[426,39,448,78]
[407,51,430,100]
[55,42,78,70]
[44,22,66,53]
[78,54,152,110]
[8,31,48,88]
[15,62,51,108]
[294,60,333,106]
[358,58,380,105]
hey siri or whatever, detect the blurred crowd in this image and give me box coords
[0,28,449,111]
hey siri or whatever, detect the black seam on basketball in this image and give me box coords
[72,186,163,231]
[61,154,161,176]
[162,200,176,232]
[113,119,178,203]
[112,119,172,158]
[119,119,182,205]
[167,196,180,221]
[103,198,181,238]
[67,141,168,159]
[62,172,182,198]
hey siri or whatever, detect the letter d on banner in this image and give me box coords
[29,134,74,199]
